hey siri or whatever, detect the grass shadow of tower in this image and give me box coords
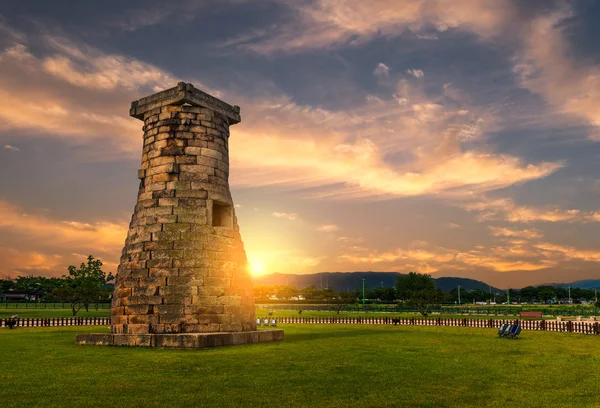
[77,82,283,348]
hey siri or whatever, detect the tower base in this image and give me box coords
[76,330,284,349]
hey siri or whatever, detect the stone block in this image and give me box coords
[163,285,195,296]
[155,304,185,315]
[152,189,175,199]
[147,259,173,268]
[124,324,151,334]
[163,223,191,232]
[175,189,208,198]
[129,314,160,325]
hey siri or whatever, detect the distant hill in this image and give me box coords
[555,279,600,290]
[434,277,502,293]
[252,272,500,293]
[252,272,401,292]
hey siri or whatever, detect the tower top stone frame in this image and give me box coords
[76,83,283,349]
[130,82,241,124]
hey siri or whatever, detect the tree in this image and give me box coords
[333,291,358,314]
[406,289,446,316]
[595,299,600,309]
[396,272,443,316]
[395,272,435,300]
[300,285,319,301]
[520,286,537,303]
[370,287,396,302]
[538,286,557,303]
[14,276,47,301]
[48,255,114,316]
[0,278,14,292]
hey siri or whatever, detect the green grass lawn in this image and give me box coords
[1,324,599,407]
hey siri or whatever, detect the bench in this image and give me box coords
[520,311,542,319]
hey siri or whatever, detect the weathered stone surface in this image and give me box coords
[107,84,256,338]
[76,331,283,348]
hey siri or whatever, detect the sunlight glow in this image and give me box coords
[250,260,266,276]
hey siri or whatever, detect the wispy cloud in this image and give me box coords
[222,0,514,54]
[513,7,600,139]
[373,62,390,77]
[3,145,19,152]
[272,212,300,221]
[488,226,543,240]
[317,224,339,232]
[407,69,424,78]
[462,197,597,223]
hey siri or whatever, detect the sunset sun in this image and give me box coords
[250,260,266,276]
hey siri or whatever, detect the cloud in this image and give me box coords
[416,33,439,40]
[0,41,172,155]
[3,144,19,152]
[272,212,300,221]
[455,250,557,272]
[407,69,424,78]
[0,16,26,48]
[338,242,455,271]
[0,247,64,278]
[373,63,390,77]
[229,80,562,200]
[0,21,563,202]
[0,200,126,277]
[462,197,597,223]
[533,242,600,263]
[222,0,515,54]
[488,226,543,240]
[335,236,600,273]
[446,223,459,229]
[512,7,600,138]
[317,224,339,232]
[40,37,176,92]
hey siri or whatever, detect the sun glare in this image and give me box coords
[250,261,265,276]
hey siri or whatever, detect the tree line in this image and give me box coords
[255,272,600,314]
[4,266,600,316]
[1,255,113,315]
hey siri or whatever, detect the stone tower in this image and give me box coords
[77,83,283,348]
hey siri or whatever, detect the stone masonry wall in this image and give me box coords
[111,103,256,335]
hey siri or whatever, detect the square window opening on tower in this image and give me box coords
[212,202,233,228]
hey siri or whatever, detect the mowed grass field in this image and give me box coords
[1,324,599,407]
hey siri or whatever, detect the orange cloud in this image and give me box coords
[488,226,543,240]
[0,200,127,275]
[463,197,597,223]
[534,242,600,263]
[229,83,562,199]
[0,247,64,278]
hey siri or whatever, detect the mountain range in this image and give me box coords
[252,272,600,292]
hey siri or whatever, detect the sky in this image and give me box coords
[2,0,600,288]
